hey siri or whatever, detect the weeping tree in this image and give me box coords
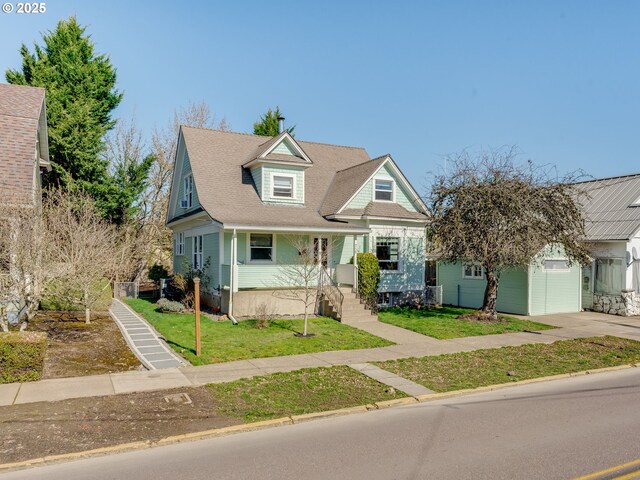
[428,147,590,319]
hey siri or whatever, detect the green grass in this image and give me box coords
[125,298,393,365]
[208,366,406,422]
[0,331,47,383]
[375,336,640,392]
[378,306,553,339]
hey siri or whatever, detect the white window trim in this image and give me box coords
[247,232,277,264]
[373,177,396,203]
[375,236,402,273]
[270,173,297,200]
[175,232,185,256]
[192,235,203,269]
[182,174,193,208]
[543,258,570,272]
[462,263,484,279]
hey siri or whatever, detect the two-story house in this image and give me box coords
[166,125,428,318]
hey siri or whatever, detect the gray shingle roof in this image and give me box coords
[0,83,47,201]
[180,127,374,229]
[319,155,388,216]
[341,201,428,220]
[576,173,640,240]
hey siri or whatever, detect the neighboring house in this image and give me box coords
[0,83,51,323]
[166,125,428,318]
[576,174,640,316]
[436,245,581,316]
[436,173,640,317]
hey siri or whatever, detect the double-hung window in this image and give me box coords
[250,233,274,262]
[595,258,624,295]
[376,237,399,271]
[183,175,193,208]
[192,235,203,269]
[272,175,294,198]
[175,232,185,256]
[374,179,394,201]
[463,264,483,279]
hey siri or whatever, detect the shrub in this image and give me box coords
[156,298,186,313]
[0,331,47,384]
[168,258,211,310]
[148,264,169,284]
[357,252,380,312]
[41,279,112,311]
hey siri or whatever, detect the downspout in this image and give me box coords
[228,228,238,325]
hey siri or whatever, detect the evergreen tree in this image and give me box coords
[253,106,295,136]
[6,17,123,191]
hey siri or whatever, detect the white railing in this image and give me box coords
[425,285,442,307]
[114,281,139,299]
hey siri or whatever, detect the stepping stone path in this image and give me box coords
[110,299,186,370]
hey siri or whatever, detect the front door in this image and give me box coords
[313,237,330,270]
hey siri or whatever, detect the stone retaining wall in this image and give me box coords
[591,291,640,316]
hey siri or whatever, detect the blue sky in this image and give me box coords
[1,1,639,191]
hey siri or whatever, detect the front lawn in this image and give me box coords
[126,298,393,365]
[208,365,406,422]
[378,306,553,339]
[375,336,640,392]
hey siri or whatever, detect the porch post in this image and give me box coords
[353,235,358,291]
[231,229,238,293]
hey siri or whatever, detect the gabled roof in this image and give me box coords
[176,127,371,229]
[243,130,313,168]
[0,83,49,202]
[319,156,387,216]
[575,173,640,241]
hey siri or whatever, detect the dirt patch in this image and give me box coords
[29,311,141,379]
[0,387,240,464]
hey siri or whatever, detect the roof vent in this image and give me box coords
[277,116,285,134]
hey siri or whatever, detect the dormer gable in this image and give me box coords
[245,131,311,205]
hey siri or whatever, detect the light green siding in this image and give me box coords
[272,140,298,156]
[175,152,201,214]
[332,235,355,265]
[529,247,581,315]
[250,166,263,197]
[437,262,529,315]
[345,162,421,212]
[175,236,193,275]
[262,165,305,204]
[202,233,219,290]
[378,237,425,292]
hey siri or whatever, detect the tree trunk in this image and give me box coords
[84,290,91,324]
[481,268,500,320]
[303,307,308,337]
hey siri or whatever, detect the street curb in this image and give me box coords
[1,362,638,472]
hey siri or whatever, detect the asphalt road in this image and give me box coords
[4,368,640,480]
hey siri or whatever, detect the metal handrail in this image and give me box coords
[319,267,344,319]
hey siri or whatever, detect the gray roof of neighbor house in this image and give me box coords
[177,127,427,229]
[0,83,48,201]
[575,173,640,241]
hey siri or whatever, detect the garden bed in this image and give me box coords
[0,331,47,384]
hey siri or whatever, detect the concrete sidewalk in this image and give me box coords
[2,311,640,407]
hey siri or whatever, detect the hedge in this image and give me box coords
[0,331,47,384]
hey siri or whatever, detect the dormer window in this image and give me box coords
[272,174,294,199]
[374,179,394,201]
[182,174,193,208]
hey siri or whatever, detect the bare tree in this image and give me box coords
[273,235,336,337]
[142,101,229,271]
[44,191,123,323]
[428,147,590,319]
[0,197,50,331]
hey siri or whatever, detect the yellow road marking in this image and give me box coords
[614,470,640,480]
[575,458,640,480]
